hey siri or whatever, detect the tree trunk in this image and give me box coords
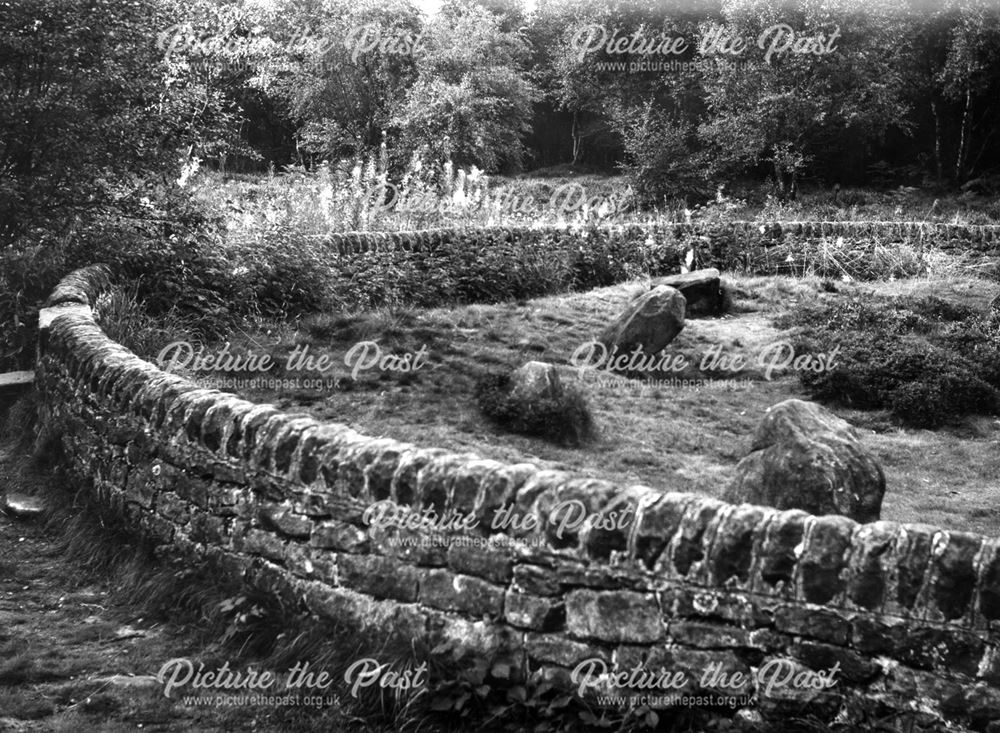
[571,110,581,165]
[773,159,787,200]
[956,87,972,182]
[931,100,943,185]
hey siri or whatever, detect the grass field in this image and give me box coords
[176,272,1000,536]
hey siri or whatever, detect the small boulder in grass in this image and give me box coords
[509,361,564,403]
[475,362,594,446]
[723,399,885,523]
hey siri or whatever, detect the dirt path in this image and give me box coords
[0,435,355,733]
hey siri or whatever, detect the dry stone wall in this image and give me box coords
[34,262,1000,729]
[322,221,1000,259]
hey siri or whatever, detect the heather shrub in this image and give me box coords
[789,296,1000,428]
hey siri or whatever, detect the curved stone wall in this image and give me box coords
[34,259,1000,729]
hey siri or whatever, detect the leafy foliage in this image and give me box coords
[785,295,1000,427]
[393,1,539,172]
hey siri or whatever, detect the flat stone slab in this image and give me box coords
[0,371,34,394]
[38,303,92,330]
[3,492,46,520]
[644,268,727,318]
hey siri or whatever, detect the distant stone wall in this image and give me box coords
[35,263,1000,730]
[323,220,1000,259]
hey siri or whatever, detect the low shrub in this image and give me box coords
[789,296,1000,428]
[236,229,336,317]
[475,371,594,447]
[321,227,684,311]
[0,240,71,370]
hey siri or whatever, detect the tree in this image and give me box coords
[938,1,1000,183]
[393,0,538,172]
[696,0,912,197]
[251,0,422,165]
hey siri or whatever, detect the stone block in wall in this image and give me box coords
[123,463,158,509]
[662,587,762,627]
[258,502,312,540]
[425,616,523,664]
[891,523,936,614]
[582,487,647,564]
[368,524,448,566]
[156,492,191,525]
[446,542,512,584]
[534,477,619,553]
[504,590,564,631]
[632,492,697,571]
[789,640,881,685]
[927,531,982,623]
[414,453,470,514]
[797,515,854,605]
[283,542,336,584]
[615,647,753,697]
[330,437,397,502]
[508,470,574,541]
[565,589,663,643]
[978,645,1000,685]
[230,405,282,462]
[667,620,753,650]
[310,519,369,553]
[188,511,228,547]
[138,513,176,545]
[417,569,505,617]
[754,658,843,718]
[892,626,984,677]
[362,440,409,501]
[525,633,609,667]
[707,504,767,589]
[271,418,315,475]
[850,615,909,656]
[773,605,851,646]
[978,540,1000,623]
[471,462,536,533]
[752,510,809,598]
[339,554,420,603]
[513,564,561,596]
[871,664,967,719]
[240,528,289,565]
[966,685,1000,731]
[660,497,726,583]
[389,447,449,506]
[845,521,898,612]
[447,458,505,516]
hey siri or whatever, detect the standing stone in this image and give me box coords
[600,285,686,363]
[643,268,727,317]
[723,399,885,522]
[509,361,564,404]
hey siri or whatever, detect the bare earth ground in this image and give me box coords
[0,441,361,733]
[206,273,1000,536]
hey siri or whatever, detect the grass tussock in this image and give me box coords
[475,370,595,447]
